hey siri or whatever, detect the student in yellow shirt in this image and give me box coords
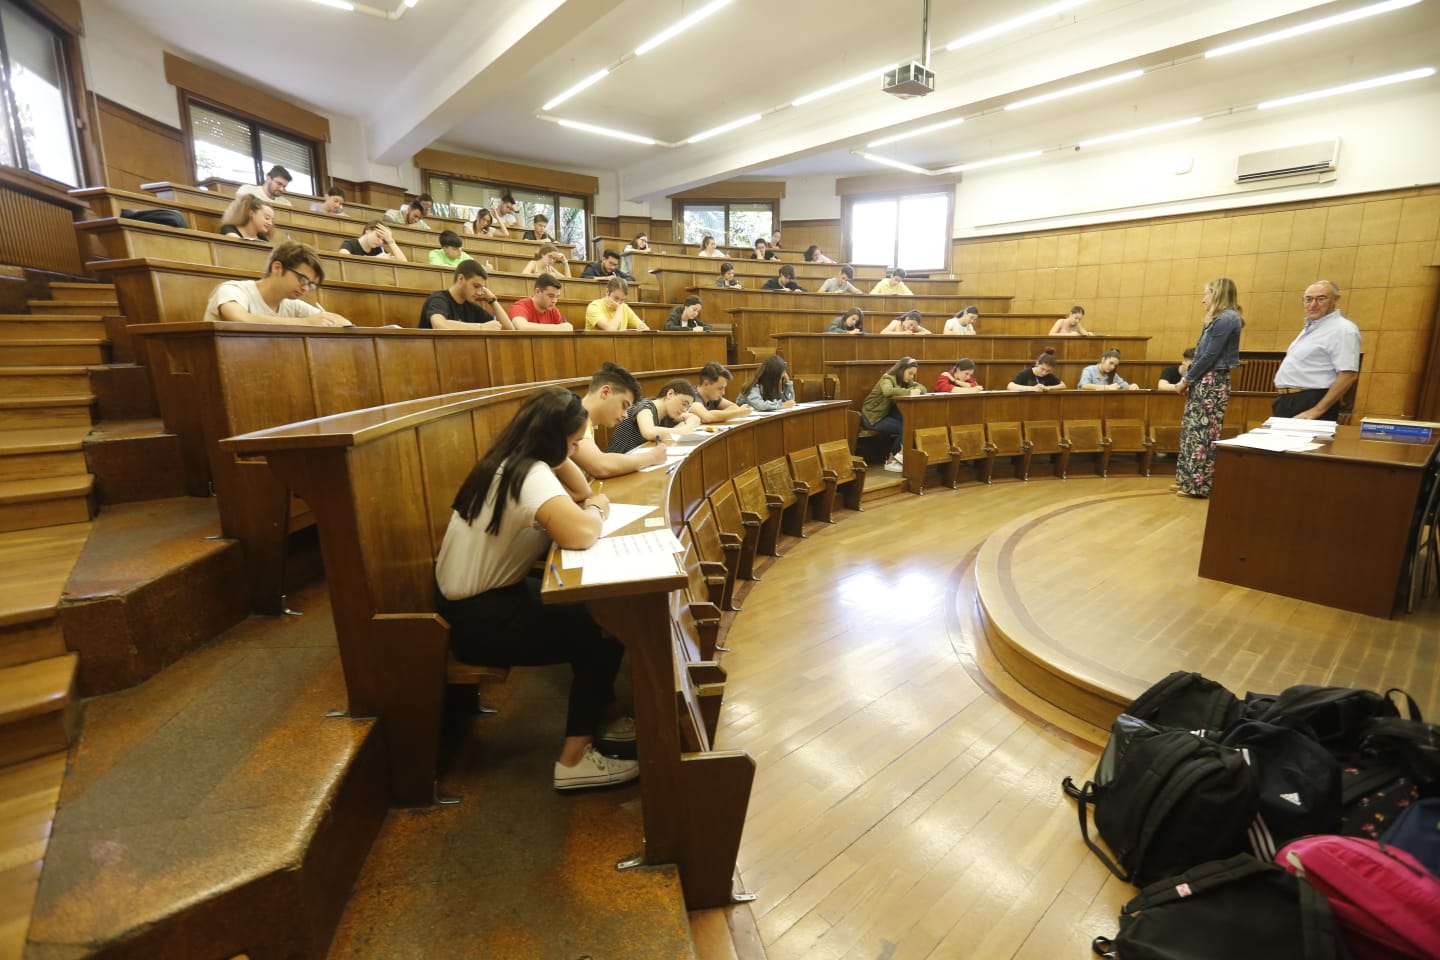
[585,277,649,331]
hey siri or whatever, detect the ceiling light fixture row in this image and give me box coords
[853,66,1435,176]
[305,0,420,20]
[541,0,1103,145]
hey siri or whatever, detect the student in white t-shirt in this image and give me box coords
[944,305,979,335]
[203,241,352,327]
[434,387,639,791]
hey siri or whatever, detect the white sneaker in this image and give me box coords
[554,745,639,791]
[883,461,903,473]
[598,716,636,742]
[893,452,904,464]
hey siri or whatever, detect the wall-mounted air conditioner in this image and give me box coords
[1235,140,1340,183]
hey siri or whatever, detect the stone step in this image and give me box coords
[24,300,118,317]
[0,315,107,340]
[27,582,386,959]
[1,340,108,365]
[0,475,94,534]
[46,282,117,302]
[0,366,90,397]
[0,653,78,767]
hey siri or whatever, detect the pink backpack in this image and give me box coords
[1277,835,1440,960]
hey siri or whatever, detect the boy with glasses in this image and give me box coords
[203,241,352,327]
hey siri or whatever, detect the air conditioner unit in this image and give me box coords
[1235,140,1339,183]
[884,62,935,99]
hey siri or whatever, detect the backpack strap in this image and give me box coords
[1121,854,1274,913]
[1062,776,1131,883]
[1295,876,1344,960]
[1383,688,1422,721]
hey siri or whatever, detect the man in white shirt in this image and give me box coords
[234,166,294,207]
[1272,280,1362,421]
[203,241,352,327]
[490,193,520,230]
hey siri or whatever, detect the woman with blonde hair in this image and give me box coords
[1173,277,1244,498]
[522,243,572,278]
[218,194,274,242]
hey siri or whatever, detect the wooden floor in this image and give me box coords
[713,474,1439,959]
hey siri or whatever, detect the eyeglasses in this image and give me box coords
[1302,295,1333,304]
[286,268,321,292]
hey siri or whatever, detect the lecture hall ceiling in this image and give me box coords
[100,0,1439,199]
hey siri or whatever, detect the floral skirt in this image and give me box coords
[1175,369,1230,498]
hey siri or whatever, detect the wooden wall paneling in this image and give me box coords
[417,418,478,556]
[679,455,705,523]
[306,337,384,417]
[698,440,729,500]
[437,339,494,393]
[651,333,695,373]
[0,176,84,274]
[375,338,442,402]
[610,336,651,376]
[213,242,268,273]
[753,418,785,465]
[351,433,434,614]
[529,335,575,384]
[95,96,189,191]
[573,336,616,377]
[218,336,317,434]
[728,425,758,475]
[486,336,536,386]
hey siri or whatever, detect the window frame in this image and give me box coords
[423,171,592,250]
[673,199,779,248]
[841,187,953,274]
[181,95,327,195]
[0,0,89,187]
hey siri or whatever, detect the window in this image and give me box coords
[846,191,951,273]
[426,174,589,251]
[188,101,317,194]
[677,200,775,248]
[0,0,82,185]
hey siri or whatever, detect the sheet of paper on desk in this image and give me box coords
[574,531,686,584]
[1217,432,1323,452]
[561,529,684,568]
[599,503,656,536]
[1260,417,1337,437]
[666,445,693,457]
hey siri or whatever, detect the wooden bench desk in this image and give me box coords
[131,322,730,611]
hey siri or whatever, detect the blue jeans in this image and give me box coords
[863,410,903,455]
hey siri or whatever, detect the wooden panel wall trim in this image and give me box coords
[25,0,82,35]
[836,172,961,196]
[414,147,598,197]
[163,52,330,143]
[0,180,84,274]
[0,167,86,210]
[668,180,787,201]
[95,96,189,192]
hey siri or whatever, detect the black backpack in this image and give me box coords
[1091,854,1349,960]
[1064,714,1260,886]
[1220,720,1343,855]
[1245,685,1415,755]
[1125,670,1243,733]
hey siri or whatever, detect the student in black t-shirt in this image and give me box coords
[1008,347,1067,392]
[1157,347,1195,392]
[761,264,805,292]
[522,213,553,242]
[420,260,514,330]
[339,220,406,260]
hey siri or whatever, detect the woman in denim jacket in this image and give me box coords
[1174,278,1244,498]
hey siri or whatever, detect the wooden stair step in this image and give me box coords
[0,341,107,365]
[0,476,94,534]
[0,426,91,457]
[47,282,117,302]
[0,752,67,960]
[0,367,91,398]
[0,316,107,340]
[23,301,118,317]
[0,396,94,430]
[0,654,78,767]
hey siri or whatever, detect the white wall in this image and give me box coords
[952,84,1440,237]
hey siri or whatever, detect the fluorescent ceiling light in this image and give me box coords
[947,0,1090,51]
[403,0,419,7]
[635,0,732,56]
[1077,116,1202,147]
[309,0,354,9]
[1206,0,1421,58]
[543,69,610,112]
[943,150,1044,173]
[687,113,763,144]
[791,65,896,107]
[1258,66,1435,109]
[1004,69,1144,110]
[858,153,932,175]
[867,118,965,149]
[557,119,656,146]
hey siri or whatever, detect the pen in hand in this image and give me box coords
[549,562,564,587]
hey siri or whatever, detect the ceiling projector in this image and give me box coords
[883,62,935,98]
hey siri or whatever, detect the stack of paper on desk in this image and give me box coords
[561,530,685,585]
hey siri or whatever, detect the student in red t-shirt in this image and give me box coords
[934,358,983,393]
[508,274,574,332]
